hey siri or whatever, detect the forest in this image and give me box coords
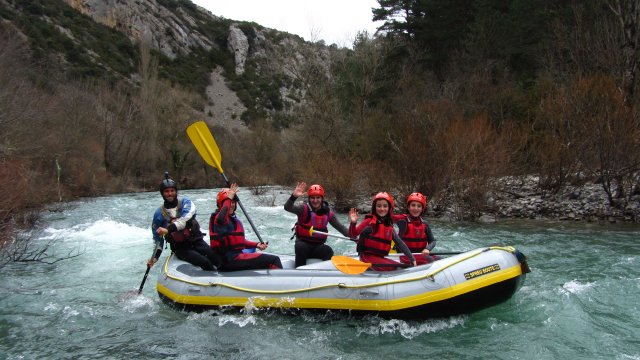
[0,0,639,262]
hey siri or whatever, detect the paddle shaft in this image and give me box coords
[220,172,264,244]
[389,251,463,256]
[313,226,461,254]
[307,230,463,255]
[309,228,355,241]
[137,265,151,294]
[368,263,411,268]
[429,251,462,256]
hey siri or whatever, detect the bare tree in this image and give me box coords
[607,0,640,107]
[0,231,83,269]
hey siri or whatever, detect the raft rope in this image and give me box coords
[161,246,521,295]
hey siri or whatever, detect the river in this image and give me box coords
[1,187,639,359]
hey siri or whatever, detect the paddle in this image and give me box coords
[137,265,151,294]
[331,255,411,274]
[309,226,356,241]
[423,251,462,256]
[119,264,152,299]
[186,121,264,244]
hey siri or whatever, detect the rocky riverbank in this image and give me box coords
[433,175,640,224]
[270,175,640,224]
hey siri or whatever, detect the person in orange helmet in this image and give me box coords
[285,181,351,267]
[394,192,437,265]
[209,183,282,271]
[349,192,416,271]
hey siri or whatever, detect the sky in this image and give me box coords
[191,0,383,48]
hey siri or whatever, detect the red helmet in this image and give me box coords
[216,189,234,208]
[372,192,394,209]
[307,184,325,197]
[407,192,427,208]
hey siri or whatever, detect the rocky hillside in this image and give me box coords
[0,0,340,129]
[64,0,221,59]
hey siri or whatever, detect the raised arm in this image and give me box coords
[284,181,307,215]
[329,213,350,238]
[214,183,238,226]
[149,209,166,267]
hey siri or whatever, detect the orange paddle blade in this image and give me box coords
[331,255,371,275]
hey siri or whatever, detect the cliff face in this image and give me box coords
[0,0,340,129]
[56,0,338,126]
[63,0,217,59]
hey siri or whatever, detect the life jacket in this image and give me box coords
[160,201,201,244]
[209,212,246,253]
[294,203,331,244]
[357,215,393,256]
[399,214,428,253]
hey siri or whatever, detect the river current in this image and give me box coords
[1,187,638,359]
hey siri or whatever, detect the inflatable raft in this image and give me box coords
[156,246,529,319]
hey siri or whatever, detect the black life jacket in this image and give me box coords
[160,201,201,244]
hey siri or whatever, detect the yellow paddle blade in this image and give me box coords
[309,226,315,237]
[331,255,371,275]
[389,240,397,254]
[186,121,223,173]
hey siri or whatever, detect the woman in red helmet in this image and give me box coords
[348,192,416,271]
[285,181,351,267]
[394,192,437,265]
[209,183,282,271]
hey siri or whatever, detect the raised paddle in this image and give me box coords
[309,226,356,241]
[331,255,411,275]
[186,121,264,244]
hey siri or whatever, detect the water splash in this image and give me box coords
[562,279,595,295]
[356,316,466,339]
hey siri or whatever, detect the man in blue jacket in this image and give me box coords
[148,172,220,271]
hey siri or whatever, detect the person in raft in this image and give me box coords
[148,172,221,271]
[209,183,282,271]
[348,192,417,271]
[285,181,351,267]
[393,192,437,265]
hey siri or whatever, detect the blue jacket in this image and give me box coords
[151,197,197,249]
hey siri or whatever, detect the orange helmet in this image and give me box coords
[307,184,325,197]
[372,192,394,209]
[407,192,427,208]
[216,188,235,208]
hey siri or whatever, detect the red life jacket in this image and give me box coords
[357,215,393,256]
[294,204,331,244]
[209,213,246,253]
[399,214,428,252]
